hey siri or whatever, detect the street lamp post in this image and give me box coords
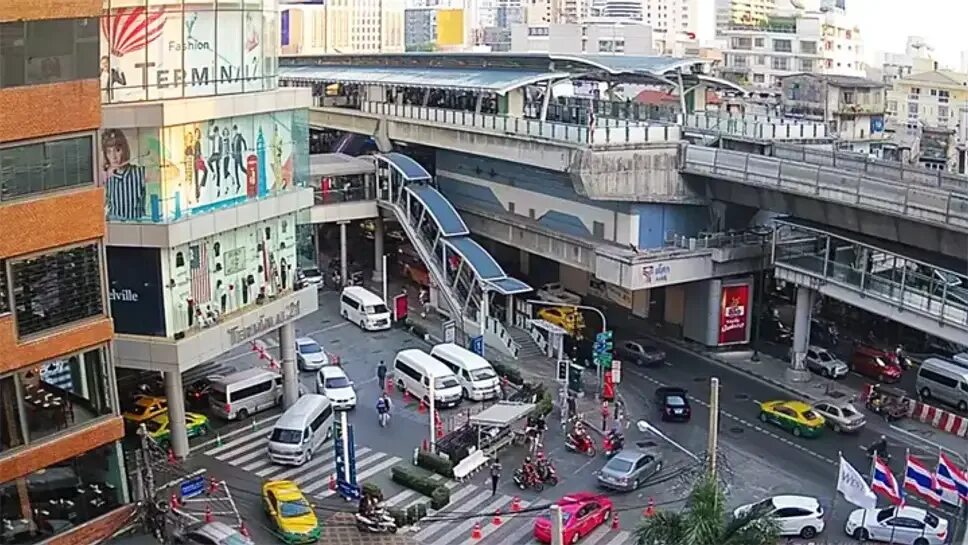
[708,377,721,478]
[428,374,436,453]
[636,420,702,464]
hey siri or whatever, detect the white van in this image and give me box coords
[917,358,968,412]
[430,343,500,401]
[267,394,334,466]
[393,349,463,408]
[340,286,391,331]
[208,368,283,420]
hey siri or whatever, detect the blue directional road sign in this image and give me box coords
[470,335,484,356]
[333,418,361,501]
[180,475,206,499]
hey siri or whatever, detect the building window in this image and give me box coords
[771,57,789,70]
[799,59,814,71]
[908,102,919,119]
[800,41,817,54]
[0,135,95,202]
[10,243,104,337]
[939,105,950,122]
[753,73,765,83]
[842,92,854,104]
[0,443,126,543]
[754,37,764,48]
[731,37,752,50]
[592,221,606,239]
[0,17,99,89]
[772,39,792,53]
[0,346,115,452]
[0,260,7,314]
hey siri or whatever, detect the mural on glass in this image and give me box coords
[99,110,307,222]
[165,213,298,336]
[100,1,277,103]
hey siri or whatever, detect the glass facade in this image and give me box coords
[100,0,279,104]
[100,109,309,223]
[0,444,126,544]
[0,135,96,203]
[0,346,116,452]
[0,18,100,89]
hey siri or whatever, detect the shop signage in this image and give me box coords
[227,300,301,345]
[718,283,751,345]
[641,263,671,285]
[107,247,167,337]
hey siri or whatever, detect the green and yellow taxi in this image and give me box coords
[262,480,321,543]
[145,412,210,447]
[537,306,586,337]
[758,400,825,438]
[122,395,168,424]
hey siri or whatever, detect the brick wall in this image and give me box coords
[0,0,100,22]
[0,316,113,374]
[45,504,137,545]
[0,187,106,260]
[0,81,101,143]
[0,418,124,483]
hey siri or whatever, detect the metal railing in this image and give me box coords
[312,178,374,205]
[682,113,829,140]
[664,229,772,251]
[681,145,968,232]
[360,101,681,146]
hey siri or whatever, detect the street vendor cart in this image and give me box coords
[448,402,535,481]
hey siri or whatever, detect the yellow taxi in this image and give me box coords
[758,400,825,438]
[122,395,168,424]
[537,307,586,337]
[145,412,210,447]
[262,480,321,543]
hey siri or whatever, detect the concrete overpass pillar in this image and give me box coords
[506,294,514,327]
[788,286,813,383]
[372,216,385,283]
[278,322,299,408]
[164,371,189,458]
[506,89,525,118]
[339,221,349,285]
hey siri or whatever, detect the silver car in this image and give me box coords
[813,397,866,433]
[296,337,329,371]
[597,450,662,491]
[174,521,254,544]
[803,347,848,379]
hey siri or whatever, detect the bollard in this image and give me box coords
[167,449,176,464]
[418,398,426,414]
[239,522,250,538]
[251,419,257,432]
[328,474,336,491]
[170,493,180,509]
[612,513,620,529]
[215,432,222,447]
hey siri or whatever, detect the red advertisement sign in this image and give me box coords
[718,284,750,345]
[393,293,409,322]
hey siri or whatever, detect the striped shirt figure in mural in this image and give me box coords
[190,244,211,306]
[101,129,146,221]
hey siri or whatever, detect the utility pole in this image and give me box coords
[550,504,564,545]
[707,377,720,478]
[429,375,437,453]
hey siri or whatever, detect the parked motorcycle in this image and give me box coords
[565,431,597,457]
[603,432,624,457]
[512,468,545,491]
[356,503,398,534]
[536,460,559,486]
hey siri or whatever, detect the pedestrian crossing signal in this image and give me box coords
[556,360,568,381]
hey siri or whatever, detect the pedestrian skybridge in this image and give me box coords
[772,218,968,344]
[374,153,530,357]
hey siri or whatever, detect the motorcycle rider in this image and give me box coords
[521,456,540,486]
[606,421,625,451]
[569,420,589,450]
[867,435,889,459]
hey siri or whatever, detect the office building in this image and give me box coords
[510,22,653,54]
[0,0,132,542]
[281,0,406,55]
[887,70,968,135]
[715,0,775,34]
[405,7,467,51]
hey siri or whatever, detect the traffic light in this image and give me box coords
[556,359,568,381]
[593,330,614,369]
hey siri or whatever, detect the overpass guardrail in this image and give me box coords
[681,113,828,141]
[681,145,968,232]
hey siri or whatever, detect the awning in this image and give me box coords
[405,184,470,237]
[470,402,537,427]
[380,152,432,182]
[310,153,375,178]
[444,237,532,296]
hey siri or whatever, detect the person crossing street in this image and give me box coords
[376,360,387,390]
[489,458,502,496]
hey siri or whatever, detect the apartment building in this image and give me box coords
[510,21,653,54]
[719,10,864,88]
[0,0,133,542]
[715,0,775,33]
[280,0,405,55]
[781,73,886,153]
[887,70,968,135]
[100,0,317,458]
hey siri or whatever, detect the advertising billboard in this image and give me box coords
[107,247,167,336]
[718,283,751,346]
[436,9,465,47]
[101,2,278,103]
[100,109,309,223]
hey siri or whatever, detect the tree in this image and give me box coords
[634,474,779,545]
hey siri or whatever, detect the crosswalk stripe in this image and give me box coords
[241,458,270,472]
[602,531,631,545]
[223,439,270,465]
[384,488,419,507]
[302,451,387,494]
[416,492,501,540]
[254,447,367,479]
[316,456,402,498]
[265,449,339,481]
[405,482,477,510]
[425,495,512,545]
[473,500,532,543]
[580,525,614,545]
[205,426,276,457]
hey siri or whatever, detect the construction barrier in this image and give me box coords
[860,383,968,438]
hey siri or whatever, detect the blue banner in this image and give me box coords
[180,476,205,499]
[470,335,484,356]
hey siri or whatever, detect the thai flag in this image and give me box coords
[936,452,968,502]
[872,456,904,506]
[905,455,941,506]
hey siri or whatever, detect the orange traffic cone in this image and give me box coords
[403,389,411,403]
[511,497,521,512]
[385,380,393,395]
[239,522,250,538]
[492,509,502,526]
[167,448,176,464]
[471,522,482,539]
[644,497,656,517]
[418,398,426,414]
[170,493,181,509]
[204,505,213,523]
[612,513,620,529]
[422,438,429,451]
[328,474,336,491]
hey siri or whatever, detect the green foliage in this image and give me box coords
[417,450,455,478]
[361,482,383,501]
[388,507,408,527]
[390,464,450,510]
[492,361,524,385]
[430,486,450,510]
[634,474,779,545]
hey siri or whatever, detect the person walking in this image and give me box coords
[489,458,502,496]
[376,360,387,391]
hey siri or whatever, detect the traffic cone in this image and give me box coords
[612,513,620,529]
[492,509,502,526]
[170,493,180,509]
[328,474,336,491]
[418,398,426,414]
[644,497,656,518]
[403,389,411,403]
[167,448,176,464]
[436,427,444,439]
[385,381,393,395]
[208,478,219,495]
[239,522,250,538]
[471,522,482,539]
[511,497,521,512]
[422,438,429,451]
[215,432,222,447]
[251,419,257,432]
[204,505,213,523]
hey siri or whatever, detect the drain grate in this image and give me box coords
[729,427,745,434]
[635,441,658,449]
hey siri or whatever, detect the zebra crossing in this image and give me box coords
[201,416,404,500]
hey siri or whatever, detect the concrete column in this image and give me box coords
[505,294,514,327]
[372,216,385,282]
[506,89,525,118]
[315,225,324,270]
[339,221,349,284]
[164,371,189,458]
[788,286,813,382]
[279,323,299,408]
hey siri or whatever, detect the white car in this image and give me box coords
[803,346,849,379]
[536,282,582,306]
[734,495,825,539]
[316,366,357,410]
[296,337,329,371]
[846,506,948,545]
[298,267,324,289]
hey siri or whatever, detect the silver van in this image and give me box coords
[267,394,334,466]
[917,358,968,412]
[208,368,283,420]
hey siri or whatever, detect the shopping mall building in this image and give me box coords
[0,0,313,542]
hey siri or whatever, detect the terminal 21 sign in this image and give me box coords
[100,4,275,103]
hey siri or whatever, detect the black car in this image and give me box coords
[185,378,212,410]
[616,340,666,366]
[655,387,691,422]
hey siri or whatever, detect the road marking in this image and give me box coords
[580,525,613,545]
[303,451,386,494]
[317,456,403,498]
[213,436,270,462]
[422,495,511,545]
[198,415,281,454]
[385,488,420,506]
[472,499,531,542]
[406,482,477,510]
[889,425,966,461]
[264,449,340,480]
[603,531,632,545]
[492,514,537,545]
[302,322,352,337]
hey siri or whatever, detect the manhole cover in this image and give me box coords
[735,393,750,401]
[730,427,745,434]
[635,441,658,449]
